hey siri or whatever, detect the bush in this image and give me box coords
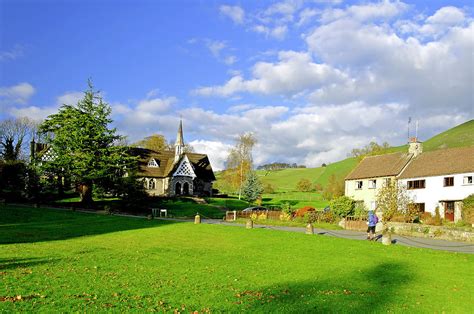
[263,183,275,194]
[294,206,316,218]
[296,178,313,192]
[329,196,355,218]
[306,211,337,223]
[462,194,474,224]
[422,208,443,226]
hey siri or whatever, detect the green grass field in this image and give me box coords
[1,205,473,312]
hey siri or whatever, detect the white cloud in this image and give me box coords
[207,40,226,57]
[224,55,237,65]
[426,6,465,25]
[0,45,24,62]
[189,140,233,170]
[220,5,245,24]
[194,51,347,97]
[0,82,35,105]
[9,105,58,121]
[137,96,177,114]
[56,91,83,106]
[297,8,319,26]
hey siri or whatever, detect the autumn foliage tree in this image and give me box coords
[39,83,136,204]
[223,133,257,199]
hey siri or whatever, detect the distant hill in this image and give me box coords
[216,120,473,193]
[256,119,474,192]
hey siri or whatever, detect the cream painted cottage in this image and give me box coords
[345,138,474,222]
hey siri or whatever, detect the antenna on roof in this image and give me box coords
[415,120,419,139]
[407,117,411,142]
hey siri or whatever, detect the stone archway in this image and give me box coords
[175,182,182,195]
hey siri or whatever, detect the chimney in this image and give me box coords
[408,137,423,157]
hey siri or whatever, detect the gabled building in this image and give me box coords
[132,120,215,197]
[398,146,474,222]
[344,151,414,210]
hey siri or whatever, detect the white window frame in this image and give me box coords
[368,179,376,189]
[463,176,473,185]
[356,181,363,190]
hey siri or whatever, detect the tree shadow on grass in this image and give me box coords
[0,205,183,245]
[236,262,414,313]
[0,257,60,271]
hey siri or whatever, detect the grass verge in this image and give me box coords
[1,205,473,312]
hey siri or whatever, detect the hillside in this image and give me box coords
[257,119,473,192]
[216,120,473,193]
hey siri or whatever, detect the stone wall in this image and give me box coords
[388,222,473,242]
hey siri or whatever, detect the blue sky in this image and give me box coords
[1,0,473,169]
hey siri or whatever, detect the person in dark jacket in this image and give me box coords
[367,210,378,240]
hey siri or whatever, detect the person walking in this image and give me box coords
[367,210,378,240]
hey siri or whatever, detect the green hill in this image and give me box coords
[216,120,473,196]
[423,119,474,151]
[256,119,473,192]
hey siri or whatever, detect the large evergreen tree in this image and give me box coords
[242,171,263,205]
[39,83,135,204]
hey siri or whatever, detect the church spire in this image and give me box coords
[174,118,185,163]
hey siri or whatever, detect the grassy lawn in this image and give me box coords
[1,205,473,312]
[231,218,342,230]
[262,191,329,209]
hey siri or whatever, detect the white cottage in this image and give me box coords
[398,146,474,222]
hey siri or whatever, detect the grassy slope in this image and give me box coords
[1,205,473,312]
[255,120,473,192]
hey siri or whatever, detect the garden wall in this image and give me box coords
[388,222,474,242]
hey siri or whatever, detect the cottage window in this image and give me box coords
[384,178,391,186]
[356,181,363,189]
[148,179,156,190]
[368,180,376,189]
[407,180,425,190]
[443,177,454,187]
[463,176,473,185]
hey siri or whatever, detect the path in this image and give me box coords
[157,217,474,254]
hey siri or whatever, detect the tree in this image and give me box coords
[0,117,36,161]
[39,82,136,204]
[225,133,257,199]
[296,178,313,192]
[134,134,168,151]
[322,174,345,200]
[0,117,37,201]
[376,181,412,233]
[350,141,391,159]
[241,171,263,205]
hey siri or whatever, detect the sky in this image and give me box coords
[1,0,473,170]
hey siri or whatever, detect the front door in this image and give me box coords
[444,201,454,221]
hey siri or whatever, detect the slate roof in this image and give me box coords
[398,146,474,179]
[345,152,413,180]
[130,147,215,181]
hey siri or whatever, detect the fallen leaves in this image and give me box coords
[0,294,46,303]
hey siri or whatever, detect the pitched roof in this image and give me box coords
[398,146,474,179]
[345,152,413,180]
[130,148,215,181]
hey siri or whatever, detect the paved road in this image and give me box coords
[25,206,473,254]
[155,217,474,254]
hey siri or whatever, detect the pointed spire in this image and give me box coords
[176,118,184,147]
[175,118,185,163]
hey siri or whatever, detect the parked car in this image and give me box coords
[242,206,268,212]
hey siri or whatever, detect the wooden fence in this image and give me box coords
[225,210,282,221]
[344,216,367,231]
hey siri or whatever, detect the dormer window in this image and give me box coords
[147,158,159,168]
